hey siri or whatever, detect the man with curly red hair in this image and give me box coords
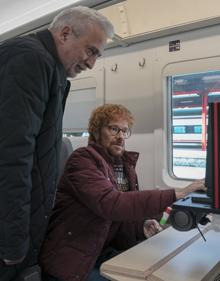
[40,104,204,281]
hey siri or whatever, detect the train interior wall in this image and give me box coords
[64,23,220,191]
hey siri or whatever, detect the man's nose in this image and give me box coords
[116,130,125,139]
[85,56,97,69]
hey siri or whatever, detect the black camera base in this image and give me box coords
[170,193,220,232]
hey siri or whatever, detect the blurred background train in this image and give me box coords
[2,0,220,189]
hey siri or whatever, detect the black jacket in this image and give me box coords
[0,30,70,263]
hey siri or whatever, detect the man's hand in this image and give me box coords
[143,219,162,238]
[175,179,207,200]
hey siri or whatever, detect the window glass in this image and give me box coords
[62,76,99,137]
[170,71,220,179]
[63,87,96,136]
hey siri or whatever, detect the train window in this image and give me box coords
[169,70,220,179]
[63,77,97,136]
[194,125,202,134]
[173,126,186,133]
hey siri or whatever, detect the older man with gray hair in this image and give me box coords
[0,6,113,281]
[49,6,114,78]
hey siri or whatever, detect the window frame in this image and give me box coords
[162,57,220,181]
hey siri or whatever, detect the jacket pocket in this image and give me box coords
[65,225,99,256]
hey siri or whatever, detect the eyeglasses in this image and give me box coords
[107,125,131,139]
[86,46,101,58]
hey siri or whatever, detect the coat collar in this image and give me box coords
[34,29,69,101]
[35,29,64,70]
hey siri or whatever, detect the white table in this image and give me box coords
[100,215,220,281]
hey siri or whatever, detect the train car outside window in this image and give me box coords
[169,70,220,179]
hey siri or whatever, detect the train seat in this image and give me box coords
[58,136,88,181]
[68,136,88,151]
[58,137,74,181]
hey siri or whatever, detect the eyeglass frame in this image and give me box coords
[106,125,131,139]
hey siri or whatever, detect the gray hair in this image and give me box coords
[49,6,114,39]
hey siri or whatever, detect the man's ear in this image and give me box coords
[59,26,72,43]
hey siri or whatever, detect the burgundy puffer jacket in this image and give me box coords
[39,143,176,281]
